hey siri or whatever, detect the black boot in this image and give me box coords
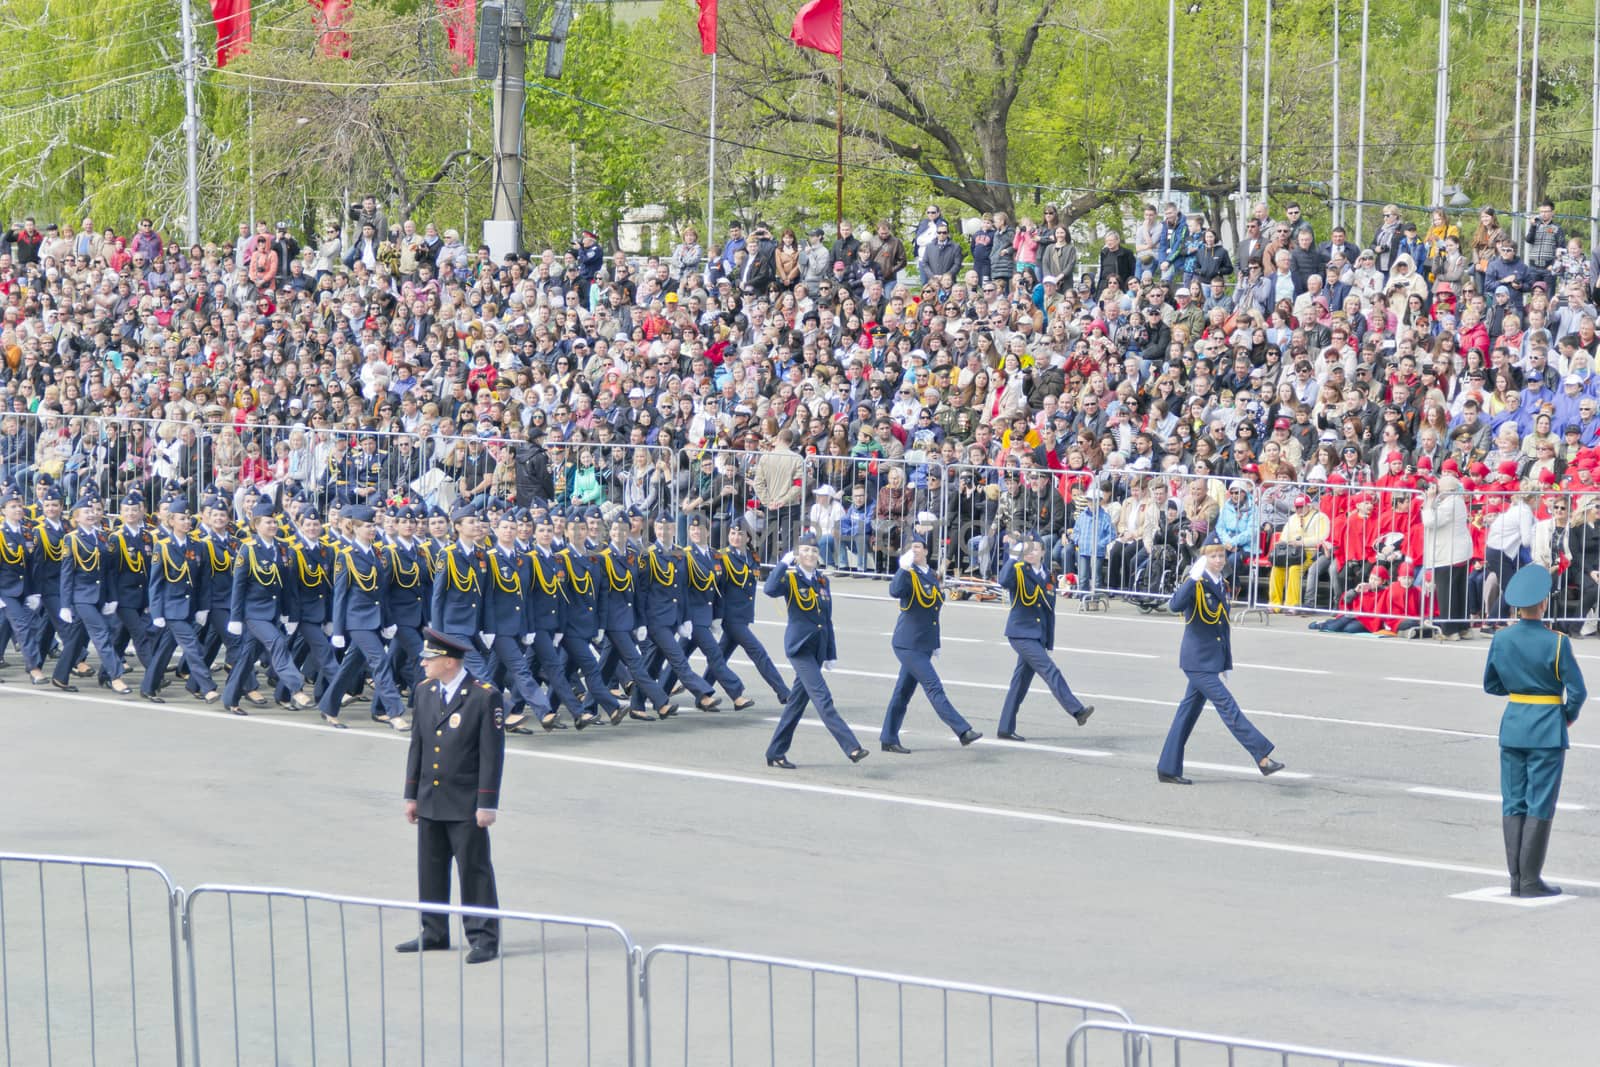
[1502,814,1524,896]
[1518,817,1562,897]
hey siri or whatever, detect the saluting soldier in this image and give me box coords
[1484,564,1587,898]
[706,523,789,707]
[223,500,316,716]
[0,489,50,685]
[598,516,678,721]
[52,492,133,695]
[320,505,402,729]
[282,505,338,705]
[879,533,981,753]
[640,514,721,712]
[141,502,220,704]
[762,535,868,769]
[397,629,505,965]
[995,538,1095,742]
[1157,534,1283,784]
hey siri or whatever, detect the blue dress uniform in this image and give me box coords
[141,512,217,700]
[675,530,748,703]
[481,541,552,723]
[1156,556,1278,783]
[525,543,587,723]
[880,552,979,749]
[428,520,495,682]
[0,500,47,674]
[996,558,1093,740]
[223,504,309,711]
[32,494,69,657]
[382,516,430,704]
[107,506,159,677]
[400,630,505,962]
[762,553,865,766]
[596,541,675,717]
[639,538,718,704]
[707,543,789,704]
[282,519,338,700]
[197,504,242,676]
[52,500,129,690]
[1483,564,1587,897]
[322,516,403,724]
[555,546,622,721]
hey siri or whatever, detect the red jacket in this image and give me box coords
[1379,581,1422,626]
[1344,582,1389,632]
[1331,508,1385,566]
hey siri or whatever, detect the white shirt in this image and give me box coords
[439,666,468,705]
[1485,501,1537,554]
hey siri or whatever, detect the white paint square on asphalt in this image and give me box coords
[1449,887,1576,909]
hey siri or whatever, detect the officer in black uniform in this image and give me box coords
[397,628,506,965]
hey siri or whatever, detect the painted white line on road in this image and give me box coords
[1185,761,1313,780]
[1386,677,1481,689]
[1234,663,1328,675]
[1450,886,1576,908]
[1407,786,1587,812]
[11,687,1598,889]
[759,716,1114,758]
[875,632,985,643]
[1055,646,1156,659]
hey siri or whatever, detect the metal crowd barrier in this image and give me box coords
[0,852,185,1067]
[1065,1020,1466,1067]
[640,944,1131,1067]
[182,885,637,1067]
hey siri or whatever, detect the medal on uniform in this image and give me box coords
[448,712,462,728]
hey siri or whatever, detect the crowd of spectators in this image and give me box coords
[5,192,1600,636]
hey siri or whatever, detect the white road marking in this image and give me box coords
[760,716,1114,758]
[1234,663,1329,675]
[1407,786,1587,812]
[1385,677,1481,689]
[1450,886,1576,908]
[1054,646,1157,659]
[1185,761,1313,780]
[874,632,984,643]
[10,688,1597,888]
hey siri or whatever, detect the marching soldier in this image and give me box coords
[679,515,753,709]
[141,502,220,704]
[381,504,430,720]
[282,506,338,704]
[598,517,677,721]
[480,513,544,731]
[1157,534,1283,784]
[706,523,789,706]
[197,493,252,703]
[879,533,981,753]
[555,530,623,725]
[640,514,721,712]
[51,492,132,695]
[0,490,49,684]
[429,504,496,685]
[397,629,505,965]
[32,486,69,663]
[995,538,1095,742]
[1484,564,1587,897]
[107,491,159,685]
[223,500,316,716]
[526,516,589,727]
[762,535,868,769]
[321,505,403,729]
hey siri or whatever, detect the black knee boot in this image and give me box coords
[1502,815,1524,896]
[1518,817,1561,897]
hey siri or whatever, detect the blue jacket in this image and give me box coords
[108,524,155,610]
[146,534,209,622]
[283,534,334,624]
[60,526,110,610]
[0,522,38,601]
[1169,573,1232,673]
[1216,499,1258,551]
[557,548,603,640]
[430,540,487,635]
[230,537,291,622]
[483,546,531,636]
[1484,619,1586,749]
[526,546,565,632]
[383,540,429,628]
[33,518,68,602]
[197,527,237,611]
[682,544,721,626]
[596,546,642,633]
[1000,560,1056,647]
[713,548,759,624]
[332,541,391,636]
[762,559,836,660]
[639,543,687,630]
[888,563,943,652]
[1070,506,1114,557]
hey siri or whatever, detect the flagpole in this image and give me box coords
[834,51,844,229]
[707,50,717,243]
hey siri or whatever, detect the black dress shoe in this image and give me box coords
[51,679,77,693]
[465,944,498,965]
[109,681,133,696]
[574,713,598,731]
[1157,772,1193,785]
[1258,758,1285,777]
[958,729,983,746]
[321,712,348,730]
[608,707,625,725]
[881,742,911,754]
[29,674,49,686]
[657,703,679,719]
[732,696,755,711]
[697,695,721,712]
[227,705,249,717]
[371,713,392,724]
[394,937,450,954]
[540,713,561,732]
[143,692,166,704]
[997,731,1027,742]
[1073,704,1095,726]
[847,748,870,763]
[628,709,655,722]
[766,757,796,769]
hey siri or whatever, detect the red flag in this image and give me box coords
[308,0,351,59]
[695,0,717,55]
[210,0,252,67]
[789,0,840,56]
[437,0,476,67]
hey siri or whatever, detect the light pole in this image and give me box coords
[1162,0,1176,203]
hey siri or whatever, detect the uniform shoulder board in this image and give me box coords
[476,681,495,691]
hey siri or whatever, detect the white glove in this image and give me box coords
[781,551,796,566]
[331,634,346,649]
[23,595,39,611]
[279,615,290,627]
[0,597,8,611]
[195,610,209,626]
[59,608,74,624]
[227,620,243,636]
[822,659,837,671]
[1188,558,1208,582]
[633,626,647,641]
[521,632,536,646]
[101,601,118,615]
[479,631,494,647]
[591,640,603,656]
[152,617,166,629]
[322,622,333,636]
[380,625,396,640]
[285,620,299,635]
[677,621,693,639]
[898,550,917,571]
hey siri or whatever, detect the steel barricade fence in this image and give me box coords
[183,885,637,1067]
[641,943,1130,1067]
[0,852,185,1067]
[1064,1020,1466,1067]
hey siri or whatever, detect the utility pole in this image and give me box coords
[178,0,201,245]
[488,0,527,254]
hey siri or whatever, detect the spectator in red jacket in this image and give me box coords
[1376,561,1424,635]
[1309,565,1392,633]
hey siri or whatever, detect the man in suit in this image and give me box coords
[879,533,981,753]
[705,523,789,706]
[995,539,1094,742]
[1157,535,1284,783]
[142,502,220,704]
[320,505,401,728]
[397,629,506,965]
[1483,564,1587,897]
[762,535,868,768]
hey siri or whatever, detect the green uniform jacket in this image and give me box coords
[1483,620,1586,749]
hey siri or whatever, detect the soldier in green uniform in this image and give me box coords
[1483,564,1586,898]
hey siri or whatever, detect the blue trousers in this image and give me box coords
[112,605,158,674]
[1501,746,1566,819]
[486,633,549,717]
[281,623,337,701]
[526,629,583,719]
[224,619,305,707]
[0,594,44,670]
[645,623,714,699]
[997,637,1086,734]
[142,619,215,697]
[765,650,860,761]
[604,629,672,710]
[677,621,744,697]
[881,647,972,744]
[711,620,790,702]
[384,623,423,705]
[200,604,240,674]
[53,603,123,683]
[559,632,619,713]
[1158,669,1274,777]
[321,630,402,718]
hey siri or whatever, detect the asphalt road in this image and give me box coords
[3,581,1595,1066]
